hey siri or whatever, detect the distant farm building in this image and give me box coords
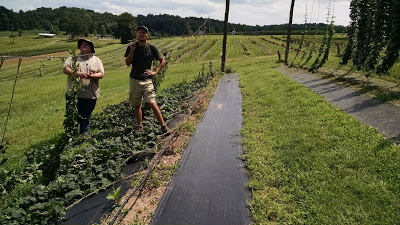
[38,33,56,38]
[194,30,206,37]
[97,34,114,40]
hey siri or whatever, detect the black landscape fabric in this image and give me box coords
[152,73,251,225]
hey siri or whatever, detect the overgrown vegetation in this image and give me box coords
[0,61,217,224]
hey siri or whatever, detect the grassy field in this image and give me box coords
[234,56,399,224]
[1,33,399,223]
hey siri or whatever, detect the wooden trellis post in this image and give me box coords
[221,0,230,72]
[285,0,295,65]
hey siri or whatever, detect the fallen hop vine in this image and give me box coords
[152,49,170,93]
[63,50,81,137]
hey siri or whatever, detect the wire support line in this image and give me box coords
[192,16,210,36]
[108,86,206,225]
[1,57,22,147]
[310,0,315,23]
[197,0,209,18]
[0,53,95,59]
[108,129,180,225]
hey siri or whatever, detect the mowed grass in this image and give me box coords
[235,56,400,224]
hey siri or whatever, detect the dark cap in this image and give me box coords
[78,39,95,53]
[137,26,149,33]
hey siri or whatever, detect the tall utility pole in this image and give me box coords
[221,0,230,72]
[285,0,295,65]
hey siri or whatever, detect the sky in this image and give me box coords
[0,0,351,26]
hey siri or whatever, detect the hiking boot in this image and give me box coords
[83,132,90,138]
[161,125,169,134]
[136,125,143,132]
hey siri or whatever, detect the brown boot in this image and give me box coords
[161,124,168,134]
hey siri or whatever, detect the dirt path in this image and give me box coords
[277,65,400,143]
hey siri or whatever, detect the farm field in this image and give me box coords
[0,33,399,223]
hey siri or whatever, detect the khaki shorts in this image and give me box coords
[129,78,156,107]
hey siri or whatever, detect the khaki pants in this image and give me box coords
[129,78,156,107]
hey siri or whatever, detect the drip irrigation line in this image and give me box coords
[1,57,22,147]
[108,128,180,225]
[65,86,204,219]
[108,83,209,225]
[64,150,154,211]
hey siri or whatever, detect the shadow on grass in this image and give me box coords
[321,72,400,104]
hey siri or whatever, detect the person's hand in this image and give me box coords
[77,72,86,79]
[78,72,91,79]
[87,72,98,79]
[145,69,156,76]
[129,42,136,52]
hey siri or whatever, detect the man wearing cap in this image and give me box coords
[63,39,104,135]
[125,26,168,133]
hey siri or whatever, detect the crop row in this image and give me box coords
[0,63,218,224]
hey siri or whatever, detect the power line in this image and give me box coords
[197,0,209,18]
[192,16,210,36]
[0,53,94,59]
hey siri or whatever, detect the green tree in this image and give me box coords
[65,16,87,39]
[114,12,136,44]
[0,13,10,30]
[184,22,193,36]
[49,25,60,35]
[100,24,106,35]
[83,13,93,35]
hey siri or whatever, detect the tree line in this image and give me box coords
[0,6,347,40]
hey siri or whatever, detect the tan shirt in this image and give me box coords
[64,54,104,99]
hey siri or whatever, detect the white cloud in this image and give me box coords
[0,0,351,26]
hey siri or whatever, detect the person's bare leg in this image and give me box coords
[134,105,142,126]
[148,102,165,126]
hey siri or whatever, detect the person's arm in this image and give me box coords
[63,67,87,79]
[145,57,165,76]
[87,71,104,79]
[87,58,104,80]
[155,57,166,74]
[125,42,136,66]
